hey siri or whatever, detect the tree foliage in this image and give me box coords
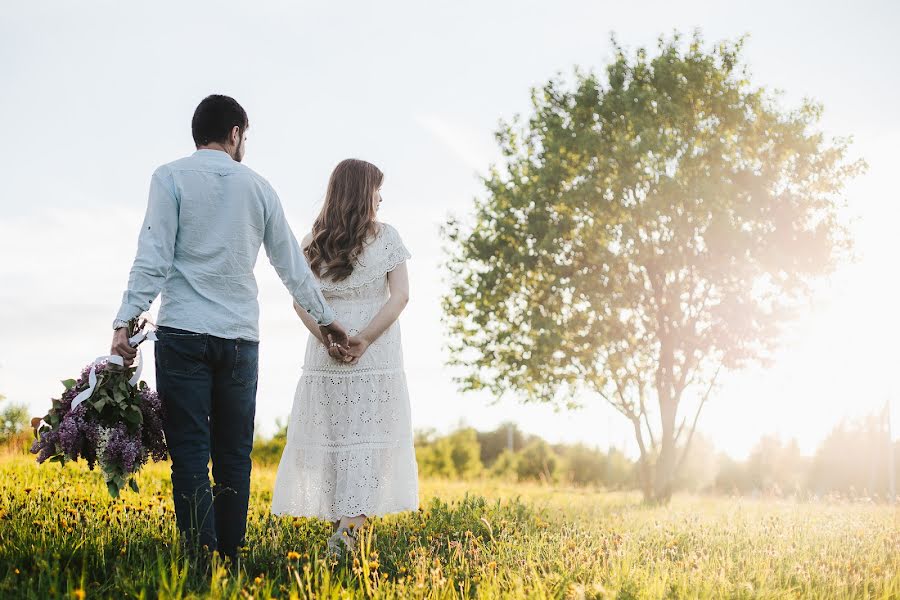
[442,31,863,502]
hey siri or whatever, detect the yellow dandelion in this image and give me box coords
[254,576,263,585]
[287,551,301,560]
[72,589,86,600]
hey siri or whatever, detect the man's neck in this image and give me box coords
[196,144,234,159]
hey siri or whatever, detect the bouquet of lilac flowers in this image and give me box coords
[31,317,167,497]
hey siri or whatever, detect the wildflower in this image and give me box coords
[254,576,263,585]
[72,589,86,600]
[287,551,301,560]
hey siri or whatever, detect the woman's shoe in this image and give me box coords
[326,526,357,556]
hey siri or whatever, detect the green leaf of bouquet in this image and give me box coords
[124,407,141,424]
[61,379,77,390]
[107,482,120,498]
[128,479,139,493]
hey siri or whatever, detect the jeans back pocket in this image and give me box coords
[157,331,208,376]
[232,340,259,387]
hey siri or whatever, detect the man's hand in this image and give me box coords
[110,328,137,367]
[319,321,349,350]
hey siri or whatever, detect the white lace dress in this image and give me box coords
[271,223,419,520]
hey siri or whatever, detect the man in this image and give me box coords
[111,94,348,559]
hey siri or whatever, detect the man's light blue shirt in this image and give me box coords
[115,149,335,340]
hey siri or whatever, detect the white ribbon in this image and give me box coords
[70,329,157,411]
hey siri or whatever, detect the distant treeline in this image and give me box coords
[251,414,899,500]
[2,395,895,500]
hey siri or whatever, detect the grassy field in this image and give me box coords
[0,454,898,599]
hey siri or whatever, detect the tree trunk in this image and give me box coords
[652,396,677,504]
[637,455,653,500]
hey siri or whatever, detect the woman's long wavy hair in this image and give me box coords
[305,159,383,282]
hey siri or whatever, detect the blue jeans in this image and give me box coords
[154,326,259,558]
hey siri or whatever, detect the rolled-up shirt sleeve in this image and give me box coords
[114,167,179,325]
[262,187,335,326]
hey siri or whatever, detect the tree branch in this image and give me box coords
[674,364,721,476]
[638,381,658,451]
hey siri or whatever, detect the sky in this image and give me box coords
[1,0,898,460]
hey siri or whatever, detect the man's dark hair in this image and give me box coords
[191,94,249,147]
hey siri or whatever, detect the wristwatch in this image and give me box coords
[112,319,130,330]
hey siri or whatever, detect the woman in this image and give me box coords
[271,159,419,553]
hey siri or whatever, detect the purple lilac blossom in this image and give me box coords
[56,404,88,460]
[139,388,168,461]
[102,423,145,474]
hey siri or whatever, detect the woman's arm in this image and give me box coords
[360,262,409,344]
[343,262,409,364]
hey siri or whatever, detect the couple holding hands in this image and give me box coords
[111,94,417,559]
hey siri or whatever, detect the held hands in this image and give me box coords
[326,335,370,365]
[320,321,349,348]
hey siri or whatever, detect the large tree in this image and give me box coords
[441,33,863,503]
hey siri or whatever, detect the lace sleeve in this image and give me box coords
[382,223,411,273]
[318,223,411,292]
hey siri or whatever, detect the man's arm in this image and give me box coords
[261,186,337,327]
[293,300,327,343]
[111,167,178,364]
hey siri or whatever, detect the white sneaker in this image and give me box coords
[326,526,357,556]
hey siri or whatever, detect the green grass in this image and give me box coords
[0,454,898,599]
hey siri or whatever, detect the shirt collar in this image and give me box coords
[193,148,234,160]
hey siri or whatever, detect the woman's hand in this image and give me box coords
[341,336,370,365]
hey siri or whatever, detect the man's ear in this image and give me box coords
[230,125,241,145]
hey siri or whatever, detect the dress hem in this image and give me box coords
[271,501,420,521]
